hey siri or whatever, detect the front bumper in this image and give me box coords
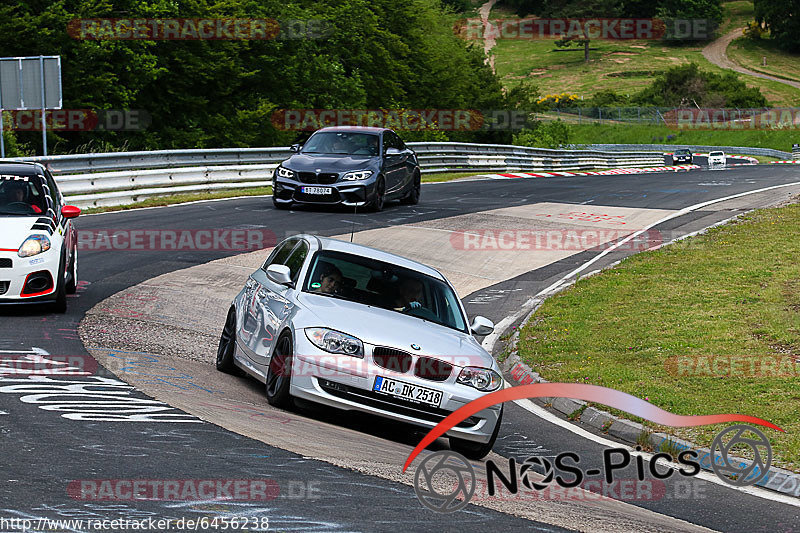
[0,249,60,302]
[288,332,502,443]
[273,178,378,207]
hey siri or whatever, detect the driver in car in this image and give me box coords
[393,278,424,312]
[4,181,42,213]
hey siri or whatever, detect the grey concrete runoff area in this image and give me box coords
[2,165,800,532]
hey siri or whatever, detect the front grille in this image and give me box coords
[297,172,338,185]
[0,258,11,268]
[373,347,413,373]
[318,379,480,428]
[294,189,341,203]
[0,281,8,295]
[414,356,453,382]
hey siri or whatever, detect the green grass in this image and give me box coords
[567,123,799,151]
[490,14,800,106]
[728,37,800,83]
[81,186,272,214]
[517,203,800,471]
[719,1,755,35]
[422,171,488,182]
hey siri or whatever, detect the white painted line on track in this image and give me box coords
[482,180,800,354]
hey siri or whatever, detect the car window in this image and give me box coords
[710,151,724,156]
[263,239,298,270]
[0,174,49,216]
[43,171,61,214]
[303,250,467,332]
[301,132,379,156]
[383,131,404,151]
[284,240,309,282]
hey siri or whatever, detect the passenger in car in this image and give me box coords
[311,263,344,295]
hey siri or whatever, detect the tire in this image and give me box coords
[273,198,291,210]
[265,332,293,408]
[65,246,77,295]
[449,405,503,460]
[216,308,238,373]
[368,178,385,212]
[51,252,67,314]
[402,172,421,205]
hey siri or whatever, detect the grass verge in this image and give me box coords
[568,123,799,152]
[517,201,800,471]
[81,186,272,214]
[422,171,490,182]
[728,37,800,84]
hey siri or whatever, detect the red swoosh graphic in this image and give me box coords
[402,383,783,472]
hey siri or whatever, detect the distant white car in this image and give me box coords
[0,162,81,312]
[708,151,726,167]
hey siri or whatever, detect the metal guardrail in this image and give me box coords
[9,143,668,208]
[584,143,792,159]
[792,145,800,160]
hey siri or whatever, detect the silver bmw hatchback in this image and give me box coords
[217,234,504,458]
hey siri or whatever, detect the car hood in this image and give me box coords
[283,154,379,173]
[0,216,44,249]
[296,293,493,368]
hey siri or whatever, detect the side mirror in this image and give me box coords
[266,264,293,286]
[384,147,401,157]
[290,144,301,153]
[470,316,494,336]
[61,205,81,219]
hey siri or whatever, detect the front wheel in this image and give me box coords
[266,333,294,408]
[449,405,503,460]
[216,308,238,373]
[273,198,291,210]
[368,178,385,212]
[402,172,420,205]
[65,246,78,295]
[51,252,67,314]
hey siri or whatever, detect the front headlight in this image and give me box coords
[457,366,502,392]
[305,328,364,358]
[342,170,373,181]
[275,166,295,179]
[18,235,51,258]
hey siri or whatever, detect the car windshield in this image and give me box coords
[675,149,690,154]
[710,151,724,156]
[301,132,379,156]
[0,176,48,216]
[303,250,468,332]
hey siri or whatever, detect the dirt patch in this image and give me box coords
[609,52,638,56]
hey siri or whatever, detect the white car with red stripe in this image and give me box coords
[0,162,81,312]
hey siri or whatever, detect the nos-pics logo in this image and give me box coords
[413,424,772,513]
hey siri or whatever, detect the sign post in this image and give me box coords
[0,55,62,157]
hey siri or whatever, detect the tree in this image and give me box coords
[754,0,800,52]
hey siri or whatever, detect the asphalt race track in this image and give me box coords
[2,162,800,532]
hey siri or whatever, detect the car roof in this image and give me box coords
[0,161,46,175]
[314,126,387,135]
[308,235,445,280]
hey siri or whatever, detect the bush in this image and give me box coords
[513,120,571,149]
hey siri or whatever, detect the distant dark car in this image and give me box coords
[272,127,421,211]
[673,149,693,164]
